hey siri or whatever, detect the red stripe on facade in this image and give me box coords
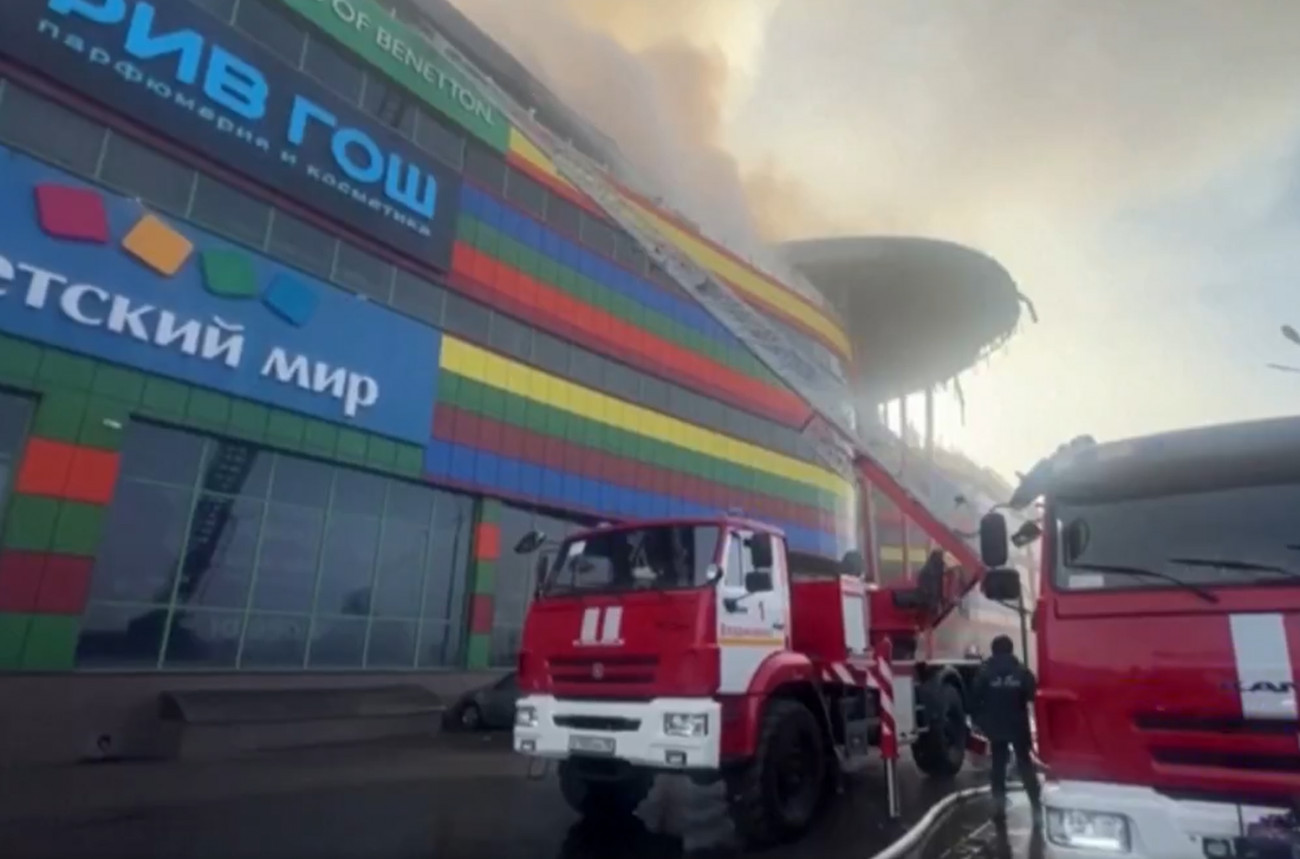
[431,404,833,532]
[448,245,812,427]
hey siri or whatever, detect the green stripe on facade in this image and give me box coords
[465,498,502,670]
[459,215,782,386]
[275,0,511,152]
[439,371,837,511]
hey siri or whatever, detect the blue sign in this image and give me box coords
[0,147,441,445]
[0,0,462,267]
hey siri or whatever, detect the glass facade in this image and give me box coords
[76,423,474,671]
[0,392,33,523]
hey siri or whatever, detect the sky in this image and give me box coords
[446,0,1300,480]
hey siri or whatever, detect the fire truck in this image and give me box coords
[977,416,1300,858]
[509,450,1023,846]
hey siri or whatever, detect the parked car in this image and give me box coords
[445,672,519,731]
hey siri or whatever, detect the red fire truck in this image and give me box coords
[977,416,1300,858]
[509,458,1003,846]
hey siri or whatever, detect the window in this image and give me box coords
[505,168,547,219]
[362,75,418,139]
[568,347,605,390]
[77,423,473,670]
[268,211,336,280]
[333,242,394,302]
[442,291,492,342]
[0,82,106,175]
[234,0,306,65]
[489,314,533,362]
[183,0,236,22]
[190,175,271,249]
[414,109,465,169]
[531,331,570,376]
[391,269,445,326]
[545,196,581,237]
[99,134,197,215]
[0,392,33,526]
[464,144,506,193]
[302,36,363,103]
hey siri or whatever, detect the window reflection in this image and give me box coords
[77,423,474,671]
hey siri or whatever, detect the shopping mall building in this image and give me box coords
[0,0,1025,763]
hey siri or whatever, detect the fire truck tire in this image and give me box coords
[557,761,653,818]
[912,680,967,777]
[726,699,826,847]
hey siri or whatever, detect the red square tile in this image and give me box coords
[34,184,109,243]
[64,447,120,505]
[15,437,77,498]
[0,551,45,612]
[36,554,94,615]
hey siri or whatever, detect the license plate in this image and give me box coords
[568,735,615,756]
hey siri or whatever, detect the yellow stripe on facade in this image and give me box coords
[507,127,573,188]
[440,336,852,498]
[503,130,851,359]
[624,200,853,358]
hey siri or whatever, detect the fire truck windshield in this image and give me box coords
[543,525,722,596]
[1054,481,1300,593]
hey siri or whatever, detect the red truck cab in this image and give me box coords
[979,416,1300,858]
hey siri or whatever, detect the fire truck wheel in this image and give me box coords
[557,761,653,818]
[727,699,826,847]
[912,680,968,777]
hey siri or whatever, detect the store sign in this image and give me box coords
[0,0,461,267]
[0,148,440,444]
[276,0,509,151]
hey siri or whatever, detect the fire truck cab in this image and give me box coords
[512,515,981,846]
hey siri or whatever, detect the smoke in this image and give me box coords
[441,0,788,253]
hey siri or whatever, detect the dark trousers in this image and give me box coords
[990,731,1040,805]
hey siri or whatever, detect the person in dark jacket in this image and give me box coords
[972,635,1041,816]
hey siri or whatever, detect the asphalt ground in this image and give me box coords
[0,732,1002,859]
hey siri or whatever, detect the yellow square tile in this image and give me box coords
[122,214,193,276]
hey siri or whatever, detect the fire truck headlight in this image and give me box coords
[515,705,538,728]
[663,713,709,737]
[1046,808,1131,853]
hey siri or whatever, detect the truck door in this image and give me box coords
[717,529,791,693]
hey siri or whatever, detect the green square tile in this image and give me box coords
[21,615,79,671]
[33,390,87,443]
[36,350,95,392]
[228,400,270,441]
[0,337,43,386]
[476,224,500,255]
[51,501,104,556]
[455,216,478,245]
[479,497,502,522]
[90,364,146,404]
[393,444,423,477]
[0,613,32,669]
[537,257,558,286]
[200,248,259,298]
[79,397,131,450]
[521,400,547,435]
[186,389,232,428]
[471,559,496,594]
[265,411,306,448]
[439,374,462,409]
[366,436,398,470]
[497,240,518,268]
[479,387,505,421]
[456,377,485,412]
[140,377,190,419]
[3,495,60,552]
[503,394,527,428]
[336,428,368,463]
[302,420,339,455]
[464,633,490,670]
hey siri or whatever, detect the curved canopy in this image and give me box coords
[782,237,1023,400]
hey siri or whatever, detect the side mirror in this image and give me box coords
[744,571,773,594]
[979,512,1009,568]
[981,567,1022,602]
[840,549,865,577]
[1011,521,1043,548]
[514,530,546,555]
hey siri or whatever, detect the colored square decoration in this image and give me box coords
[122,214,193,276]
[200,249,258,298]
[34,184,109,243]
[262,274,317,327]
